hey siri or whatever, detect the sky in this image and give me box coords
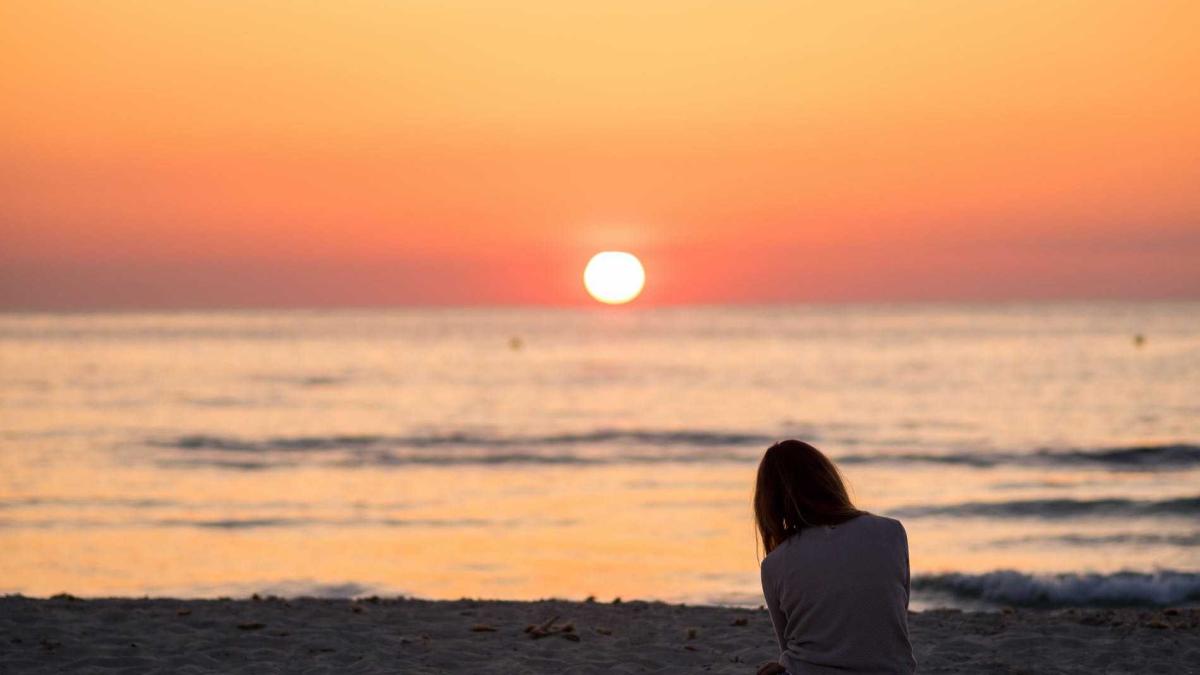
[2,0,1198,308]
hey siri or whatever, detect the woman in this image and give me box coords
[755,440,916,675]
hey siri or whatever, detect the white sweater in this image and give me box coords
[760,513,917,674]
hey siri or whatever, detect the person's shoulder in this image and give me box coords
[855,512,907,537]
[760,533,798,569]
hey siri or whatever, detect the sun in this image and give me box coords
[583,251,645,305]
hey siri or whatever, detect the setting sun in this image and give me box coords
[583,251,645,305]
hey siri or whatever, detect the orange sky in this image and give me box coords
[2,0,1198,308]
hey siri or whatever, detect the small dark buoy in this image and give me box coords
[508,336,523,351]
[1133,334,1146,348]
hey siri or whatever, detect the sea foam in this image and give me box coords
[914,570,1200,607]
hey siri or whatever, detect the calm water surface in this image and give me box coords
[2,303,1198,608]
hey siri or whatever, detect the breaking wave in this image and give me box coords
[914,570,1200,607]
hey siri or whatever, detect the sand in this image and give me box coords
[1,595,1197,674]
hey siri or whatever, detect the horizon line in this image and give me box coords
[2,295,1199,315]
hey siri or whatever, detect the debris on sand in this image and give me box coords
[525,616,579,642]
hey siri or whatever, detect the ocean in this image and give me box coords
[2,302,1198,609]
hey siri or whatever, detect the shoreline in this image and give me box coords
[2,596,1197,674]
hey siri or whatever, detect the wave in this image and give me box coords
[894,496,1200,519]
[152,517,504,529]
[913,570,1200,607]
[0,516,576,530]
[160,451,755,469]
[166,429,771,452]
[154,430,770,467]
[838,444,1200,470]
[154,433,1200,471]
[1042,444,1200,468]
[244,580,381,599]
[0,497,175,509]
[154,579,392,599]
[990,532,1200,547]
[837,452,999,467]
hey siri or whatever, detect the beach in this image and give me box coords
[2,595,1197,674]
[3,307,1199,671]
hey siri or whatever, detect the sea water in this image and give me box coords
[2,302,1198,609]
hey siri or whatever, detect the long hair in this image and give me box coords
[754,440,862,555]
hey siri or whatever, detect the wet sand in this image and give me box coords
[1,595,1197,674]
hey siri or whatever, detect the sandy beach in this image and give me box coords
[1,595,1196,674]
